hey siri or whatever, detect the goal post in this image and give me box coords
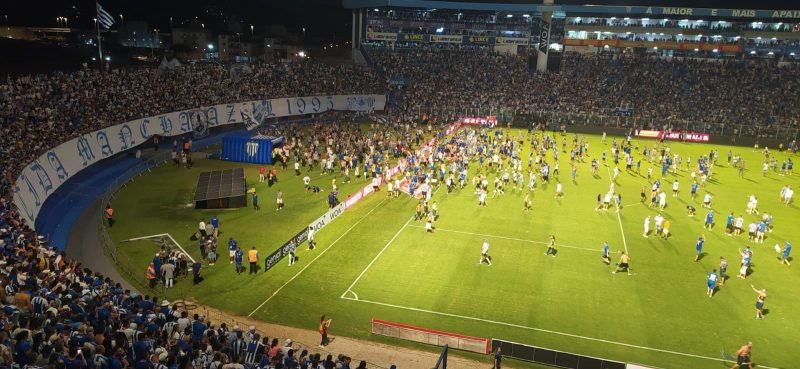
[371,318,490,354]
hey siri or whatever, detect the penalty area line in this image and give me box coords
[339,297,780,369]
[406,225,599,253]
[340,215,413,299]
[247,197,389,317]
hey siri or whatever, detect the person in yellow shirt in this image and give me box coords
[661,219,671,239]
[248,247,259,274]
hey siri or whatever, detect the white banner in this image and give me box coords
[13,94,386,227]
[308,202,345,233]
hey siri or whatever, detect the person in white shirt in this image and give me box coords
[479,239,492,265]
[734,216,745,236]
[654,214,664,233]
[307,226,315,250]
[672,180,679,197]
[643,216,651,238]
[659,191,667,210]
[198,220,207,238]
[303,175,311,191]
[703,192,713,208]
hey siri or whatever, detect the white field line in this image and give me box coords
[341,216,413,299]
[339,296,780,369]
[247,197,389,317]
[123,233,169,242]
[406,225,599,253]
[605,165,630,255]
[164,233,197,263]
[123,233,196,263]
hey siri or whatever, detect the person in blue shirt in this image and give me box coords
[781,241,792,266]
[707,269,718,298]
[210,215,220,237]
[252,192,259,211]
[234,247,244,274]
[726,212,735,235]
[695,235,705,262]
[690,180,698,200]
[704,210,714,230]
[228,238,238,264]
[602,241,611,265]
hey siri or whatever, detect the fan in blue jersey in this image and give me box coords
[228,238,238,264]
[707,269,718,298]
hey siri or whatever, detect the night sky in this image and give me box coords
[3,0,798,42]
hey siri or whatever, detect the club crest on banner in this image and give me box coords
[246,141,259,157]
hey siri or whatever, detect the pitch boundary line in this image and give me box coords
[247,197,389,317]
[340,295,780,369]
[405,225,599,253]
[341,216,414,298]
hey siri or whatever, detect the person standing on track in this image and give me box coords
[493,346,503,369]
[319,315,332,348]
[105,205,114,227]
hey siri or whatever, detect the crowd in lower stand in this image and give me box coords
[0,230,388,369]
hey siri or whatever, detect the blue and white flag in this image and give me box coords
[240,106,259,131]
[96,3,115,29]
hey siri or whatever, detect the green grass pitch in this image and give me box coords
[105,130,799,368]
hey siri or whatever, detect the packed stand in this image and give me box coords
[367,46,800,132]
[0,229,392,369]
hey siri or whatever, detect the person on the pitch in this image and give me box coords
[479,239,492,266]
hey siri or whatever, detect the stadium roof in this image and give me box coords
[343,0,800,19]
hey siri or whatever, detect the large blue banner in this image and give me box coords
[13,94,386,227]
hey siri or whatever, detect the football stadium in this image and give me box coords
[3,0,800,368]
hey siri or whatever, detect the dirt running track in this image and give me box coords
[184,300,519,369]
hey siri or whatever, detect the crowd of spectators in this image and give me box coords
[0,235,381,369]
[368,45,800,132]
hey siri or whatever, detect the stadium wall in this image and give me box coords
[13,94,387,229]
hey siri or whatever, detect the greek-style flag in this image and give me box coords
[96,3,115,29]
